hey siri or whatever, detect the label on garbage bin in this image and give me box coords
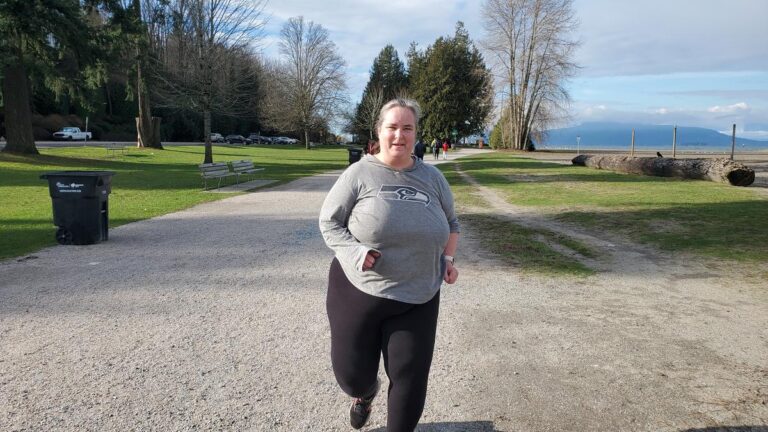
[56,181,85,193]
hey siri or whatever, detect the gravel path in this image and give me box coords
[1,151,767,431]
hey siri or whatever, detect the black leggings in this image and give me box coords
[326,258,440,432]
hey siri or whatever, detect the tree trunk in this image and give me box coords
[151,117,161,147]
[572,155,755,187]
[203,109,212,163]
[135,58,163,149]
[105,83,113,116]
[135,116,162,148]
[1,63,38,155]
[304,129,310,150]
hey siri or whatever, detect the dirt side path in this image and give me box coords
[434,163,768,431]
[1,152,766,431]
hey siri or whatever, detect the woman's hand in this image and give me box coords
[363,250,381,271]
[443,261,459,284]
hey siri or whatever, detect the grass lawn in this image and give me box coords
[441,163,598,277]
[0,144,348,260]
[448,151,768,263]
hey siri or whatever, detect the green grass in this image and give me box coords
[452,152,768,262]
[0,144,348,260]
[439,162,599,277]
[460,213,597,276]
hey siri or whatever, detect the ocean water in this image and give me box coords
[538,141,768,153]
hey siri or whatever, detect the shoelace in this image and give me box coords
[353,395,374,413]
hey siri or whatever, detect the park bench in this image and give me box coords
[199,162,236,189]
[105,143,127,157]
[229,159,265,183]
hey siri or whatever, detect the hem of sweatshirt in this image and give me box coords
[338,260,441,305]
[353,283,441,305]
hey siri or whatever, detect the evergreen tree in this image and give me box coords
[407,22,493,144]
[98,0,163,149]
[1,0,102,154]
[352,45,408,140]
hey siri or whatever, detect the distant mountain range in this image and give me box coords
[541,122,768,151]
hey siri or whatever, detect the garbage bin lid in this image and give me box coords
[40,171,116,179]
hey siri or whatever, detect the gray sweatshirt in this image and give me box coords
[319,154,460,304]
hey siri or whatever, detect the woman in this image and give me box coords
[319,98,460,431]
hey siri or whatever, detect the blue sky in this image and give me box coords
[257,0,768,139]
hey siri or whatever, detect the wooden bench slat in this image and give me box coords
[197,160,265,189]
[199,162,236,189]
[229,159,264,183]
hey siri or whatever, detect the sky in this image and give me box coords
[256,0,768,139]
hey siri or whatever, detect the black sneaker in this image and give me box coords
[350,378,380,429]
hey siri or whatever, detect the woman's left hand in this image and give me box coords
[443,262,458,284]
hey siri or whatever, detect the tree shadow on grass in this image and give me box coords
[555,200,768,262]
[0,159,344,190]
[454,157,768,188]
[457,159,568,171]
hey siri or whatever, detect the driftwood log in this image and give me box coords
[572,155,755,186]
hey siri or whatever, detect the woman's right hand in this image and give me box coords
[363,250,381,271]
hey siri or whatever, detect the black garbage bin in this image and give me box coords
[40,171,116,245]
[347,148,363,165]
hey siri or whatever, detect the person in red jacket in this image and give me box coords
[441,139,449,160]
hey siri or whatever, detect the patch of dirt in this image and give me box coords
[450,165,768,430]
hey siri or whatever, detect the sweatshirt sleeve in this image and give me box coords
[318,171,374,271]
[437,172,461,233]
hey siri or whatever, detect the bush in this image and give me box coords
[489,121,504,149]
[33,127,51,140]
[35,114,88,136]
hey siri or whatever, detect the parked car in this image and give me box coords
[53,127,92,141]
[247,133,271,144]
[210,132,225,143]
[273,136,299,144]
[225,134,252,145]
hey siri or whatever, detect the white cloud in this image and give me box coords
[260,0,485,101]
[583,104,607,116]
[573,100,768,137]
[252,1,768,132]
[574,0,768,77]
[707,102,750,113]
[736,130,768,140]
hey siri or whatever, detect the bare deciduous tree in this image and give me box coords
[482,0,579,150]
[357,85,384,140]
[278,16,346,149]
[150,0,266,162]
[258,58,294,133]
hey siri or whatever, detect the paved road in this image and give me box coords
[1,148,766,431]
[0,140,205,150]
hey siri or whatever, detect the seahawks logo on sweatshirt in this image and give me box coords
[377,185,430,206]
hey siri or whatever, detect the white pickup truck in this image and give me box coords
[52,127,92,141]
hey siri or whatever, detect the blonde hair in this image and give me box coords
[375,98,421,135]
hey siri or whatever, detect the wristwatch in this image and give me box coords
[444,255,455,265]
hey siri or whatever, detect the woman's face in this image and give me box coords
[376,107,416,166]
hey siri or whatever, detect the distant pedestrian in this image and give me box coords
[365,139,379,155]
[442,139,449,160]
[433,142,439,160]
[414,140,426,160]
